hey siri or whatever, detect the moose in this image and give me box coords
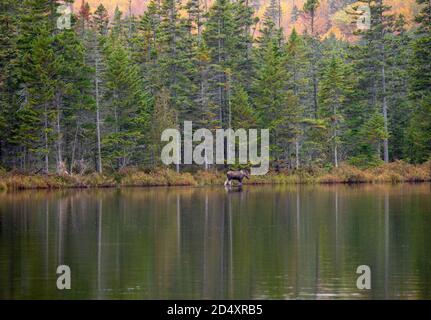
[224,169,250,187]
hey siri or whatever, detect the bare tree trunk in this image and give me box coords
[227,73,231,129]
[334,144,338,168]
[310,10,318,118]
[312,68,318,117]
[95,55,103,173]
[378,0,389,163]
[44,103,49,174]
[55,92,63,173]
[293,56,301,170]
[176,114,180,173]
[70,122,80,173]
[382,63,389,163]
[201,63,209,171]
[217,17,224,127]
[377,140,381,160]
[295,139,300,170]
[113,92,120,168]
[333,102,339,168]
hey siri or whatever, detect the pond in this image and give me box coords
[0,184,430,299]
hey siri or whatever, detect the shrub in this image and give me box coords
[121,171,167,186]
[348,155,384,169]
[194,171,225,186]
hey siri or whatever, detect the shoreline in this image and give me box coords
[1,161,430,192]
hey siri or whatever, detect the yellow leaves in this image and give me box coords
[79,0,417,41]
[75,0,147,15]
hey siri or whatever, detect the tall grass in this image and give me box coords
[0,161,429,191]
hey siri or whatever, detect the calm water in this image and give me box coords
[0,184,430,300]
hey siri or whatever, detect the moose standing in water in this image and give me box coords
[224,169,250,187]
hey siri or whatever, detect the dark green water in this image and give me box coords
[0,184,430,300]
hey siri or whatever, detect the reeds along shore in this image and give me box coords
[0,161,430,191]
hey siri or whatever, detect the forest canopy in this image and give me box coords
[0,0,430,174]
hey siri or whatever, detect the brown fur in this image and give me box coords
[224,170,250,187]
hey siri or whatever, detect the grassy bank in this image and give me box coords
[0,161,430,191]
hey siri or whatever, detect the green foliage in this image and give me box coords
[102,36,151,169]
[0,0,428,173]
[230,85,257,130]
[405,0,431,163]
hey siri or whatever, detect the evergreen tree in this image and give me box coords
[0,0,427,174]
[93,3,109,36]
[350,0,401,163]
[0,0,18,166]
[158,0,198,123]
[10,0,60,171]
[102,35,151,169]
[285,28,307,169]
[303,0,320,118]
[405,0,431,163]
[149,88,177,167]
[252,15,288,161]
[203,0,253,128]
[88,4,110,173]
[318,48,354,167]
[231,84,257,130]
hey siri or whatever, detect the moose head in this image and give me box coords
[240,169,250,179]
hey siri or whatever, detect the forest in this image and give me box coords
[0,0,430,184]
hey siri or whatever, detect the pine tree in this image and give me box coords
[405,0,431,163]
[149,88,177,167]
[303,0,320,118]
[102,35,151,169]
[350,0,400,163]
[135,0,161,82]
[10,0,60,171]
[231,84,257,130]
[285,28,307,169]
[77,0,91,36]
[87,3,110,173]
[0,0,427,174]
[112,6,126,40]
[93,4,109,36]
[203,0,253,128]
[357,111,387,166]
[0,0,18,166]
[318,47,354,167]
[264,0,281,30]
[251,14,287,161]
[385,15,411,161]
[158,0,198,123]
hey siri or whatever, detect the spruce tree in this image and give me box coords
[102,33,151,169]
[318,47,354,167]
[203,0,253,128]
[252,15,287,161]
[405,0,431,163]
[285,28,307,169]
[303,0,320,118]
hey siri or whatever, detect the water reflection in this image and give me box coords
[0,184,430,299]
